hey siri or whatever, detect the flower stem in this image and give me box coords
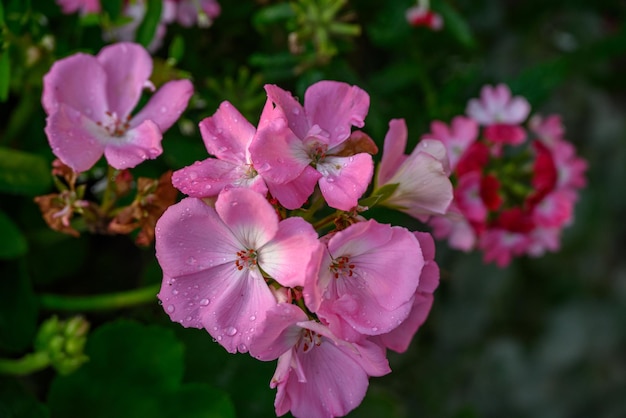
[39,284,161,312]
[0,352,50,376]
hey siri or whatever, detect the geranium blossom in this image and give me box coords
[155,188,321,353]
[375,118,453,220]
[466,84,531,125]
[42,42,193,172]
[405,0,443,30]
[250,303,390,418]
[56,0,100,14]
[250,80,375,211]
[304,219,425,342]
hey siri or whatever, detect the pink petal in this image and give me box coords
[103,119,163,169]
[42,53,108,119]
[266,166,321,210]
[172,158,268,197]
[131,79,194,132]
[251,116,310,184]
[249,303,309,361]
[303,81,370,148]
[318,154,373,211]
[259,217,321,288]
[214,188,279,249]
[44,103,105,172]
[97,42,153,118]
[377,119,408,186]
[198,101,255,162]
[264,84,310,140]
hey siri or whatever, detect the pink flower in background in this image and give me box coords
[406,1,443,30]
[304,219,424,342]
[425,116,478,171]
[167,0,221,27]
[428,84,587,266]
[250,303,390,418]
[466,84,531,125]
[376,118,453,219]
[42,42,193,172]
[172,100,269,198]
[56,0,100,14]
[155,188,321,354]
[250,81,374,211]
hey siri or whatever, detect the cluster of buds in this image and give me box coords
[425,84,587,266]
[155,80,448,418]
[34,316,90,375]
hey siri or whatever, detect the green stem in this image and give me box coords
[0,352,50,376]
[99,165,119,215]
[312,211,340,231]
[39,284,161,311]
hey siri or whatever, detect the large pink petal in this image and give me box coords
[42,53,108,119]
[198,101,255,162]
[266,166,321,210]
[264,84,309,139]
[44,104,105,172]
[259,217,321,288]
[131,79,194,132]
[97,42,152,118]
[377,118,408,186]
[318,154,373,211]
[215,188,279,249]
[250,116,310,184]
[103,119,163,169]
[172,158,267,197]
[304,81,370,148]
[249,303,308,361]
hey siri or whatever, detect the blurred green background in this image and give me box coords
[1,0,625,417]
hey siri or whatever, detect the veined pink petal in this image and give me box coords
[377,119,409,186]
[44,104,105,172]
[131,79,193,132]
[172,158,267,197]
[259,217,321,288]
[42,53,108,118]
[97,42,153,118]
[249,303,309,361]
[251,116,310,184]
[264,84,309,139]
[304,81,370,148]
[103,119,162,169]
[266,166,322,210]
[318,154,373,211]
[214,188,279,250]
[198,101,255,162]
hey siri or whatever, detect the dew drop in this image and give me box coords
[199,298,210,306]
[238,343,248,352]
[172,289,179,296]
[249,315,256,321]
[166,305,175,313]
[225,326,237,336]
[186,256,197,265]
[371,326,378,332]
[188,171,198,180]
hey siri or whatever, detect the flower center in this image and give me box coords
[96,111,131,137]
[307,141,328,166]
[329,255,355,279]
[299,329,322,353]
[235,248,258,271]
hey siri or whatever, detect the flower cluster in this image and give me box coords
[155,81,447,418]
[425,84,587,266]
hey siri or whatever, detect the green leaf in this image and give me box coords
[101,0,123,21]
[49,321,235,418]
[136,0,163,49]
[0,259,39,353]
[252,3,294,30]
[168,35,185,64]
[435,0,476,49]
[0,51,10,102]
[0,210,27,259]
[0,147,51,196]
[0,376,49,418]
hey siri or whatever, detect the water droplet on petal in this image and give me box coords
[225,326,237,336]
[249,315,256,321]
[186,256,197,265]
[199,298,210,306]
[166,305,175,313]
[172,289,179,296]
[238,343,248,352]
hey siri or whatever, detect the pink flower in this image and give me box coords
[375,231,440,353]
[405,3,443,30]
[167,0,221,27]
[250,303,390,418]
[155,188,321,353]
[42,42,193,172]
[304,219,424,342]
[250,81,374,211]
[424,116,478,171]
[376,119,453,219]
[56,0,100,14]
[466,84,531,125]
[103,1,169,52]
[172,100,269,197]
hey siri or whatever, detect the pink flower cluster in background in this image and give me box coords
[155,80,447,418]
[426,84,587,266]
